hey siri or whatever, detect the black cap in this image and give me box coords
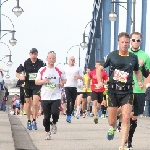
[30,48,38,53]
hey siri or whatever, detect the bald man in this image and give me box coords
[35,51,66,140]
[63,56,83,123]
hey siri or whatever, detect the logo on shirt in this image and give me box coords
[113,69,129,83]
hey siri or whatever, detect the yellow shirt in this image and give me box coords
[82,74,91,92]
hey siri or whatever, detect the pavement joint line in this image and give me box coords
[9,115,38,150]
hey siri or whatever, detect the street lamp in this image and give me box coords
[80,19,96,49]
[12,0,24,17]
[66,45,81,67]
[108,0,136,32]
[1,42,13,66]
[0,13,17,45]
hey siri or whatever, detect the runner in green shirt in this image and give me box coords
[127,32,150,149]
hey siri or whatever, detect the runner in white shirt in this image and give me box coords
[63,56,83,123]
[35,51,66,140]
[75,79,83,119]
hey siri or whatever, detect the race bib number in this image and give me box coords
[46,82,56,90]
[29,73,37,80]
[113,69,129,83]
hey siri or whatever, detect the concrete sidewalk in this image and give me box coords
[0,111,15,150]
[15,115,150,150]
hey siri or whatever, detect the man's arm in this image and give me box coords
[134,70,143,88]
[96,66,104,83]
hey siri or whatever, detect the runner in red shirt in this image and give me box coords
[89,61,108,124]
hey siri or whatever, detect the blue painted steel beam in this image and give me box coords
[114,0,119,51]
[126,0,132,34]
[141,0,147,51]
[101,0,111,60]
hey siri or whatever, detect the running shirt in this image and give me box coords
[63,65,83,87]
[89,69,108,92]
[82,74,91,92]
[16,59,45,89]
[129,49,150,93]
[77,79,83,92]
[103,50,139,94]
[36,66,65,100]
[16,98,20,108]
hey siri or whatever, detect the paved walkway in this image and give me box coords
[11,114,150,150]
[0,111,14,150]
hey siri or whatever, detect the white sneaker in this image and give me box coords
[51,123,57,134]
[45,132,51,140]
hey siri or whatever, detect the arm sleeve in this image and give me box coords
[16,64,25,73]
[133,56,139,71]
[141,64,149,78]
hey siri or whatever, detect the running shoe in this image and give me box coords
[119,146,128,150]
[94,117,98,124]
[127,141,133,150]
[51,123,57,134]
[107,127,115,140]
[45,132,51,140]
[27,121,32,130]
[32,121,38,130]
[66,115,71,123]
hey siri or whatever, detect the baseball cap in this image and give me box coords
[30,48,38,53]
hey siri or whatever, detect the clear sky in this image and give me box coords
[1,0,150,80]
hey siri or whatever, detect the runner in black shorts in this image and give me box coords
[96,32,143,150]
[89,61,108,124]
[16,48,45,130]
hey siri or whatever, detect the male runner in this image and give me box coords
[16,48,45,130]
[96,32,143,150]
[127,32,150,149]
[35,51,66,140]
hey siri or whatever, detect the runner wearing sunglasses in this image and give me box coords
[126,32,150,149]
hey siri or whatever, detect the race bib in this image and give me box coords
[29,73,37,80]
[46,82,56,90]
[113,69,129,83]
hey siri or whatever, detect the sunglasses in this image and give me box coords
[131,39,141,42]
[71,59,75,61]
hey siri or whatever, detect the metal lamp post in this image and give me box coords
[108,0,136,32]
[1,42,13,66]
[0,0,23,43]
[80,19,96,50]
[66,45,81,67]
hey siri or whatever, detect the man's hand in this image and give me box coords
[139,59,144,67]
[58,83,64,88]
[42,78,50,84]
[97,81,103,88]
[20,75,25,80]
[138,81,143,89]
[74,76,78,80]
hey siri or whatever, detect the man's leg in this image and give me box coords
[51,100,61,134]
[121,103,132,147]
[42,101,51,140]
